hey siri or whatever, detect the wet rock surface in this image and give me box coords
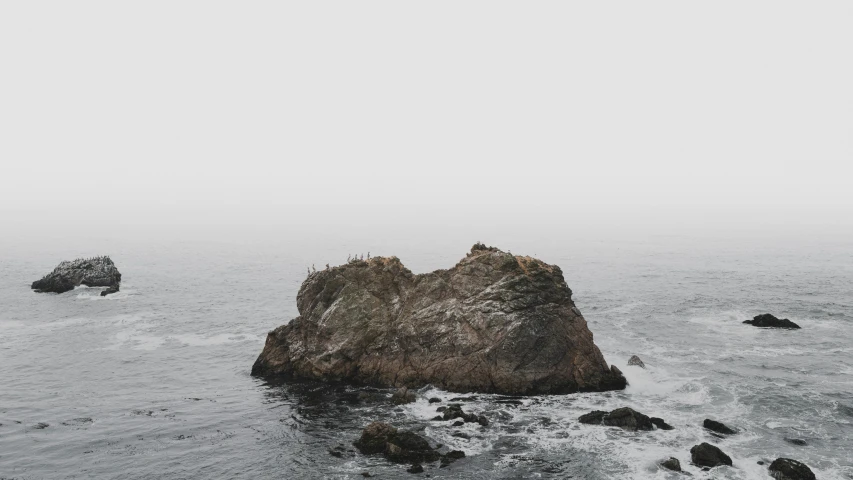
[579,407,669,431]
[703,419,736,435]
[660,457,682,472]
[252,244,626,394]
[768,458,816,480]
[690,442,732,468]
[31,256,121,295]
[353,422,440,464]
[743,313,801,329]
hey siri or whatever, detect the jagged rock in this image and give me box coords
[32,256,121,295]
[743,314,800,329]
[353,422,440,464]
[703,419,737,435]
[628,355,645,368]
[690,442,732,468]
[578,407,668,431]
[251,244,627,394]
[391,387,416,405]
[768,458,815,480]
[442,404,479,423]
[651,417,674,430]
[353,422,397,454]
[661,457,682,472]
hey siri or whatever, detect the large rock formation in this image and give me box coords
[252,244,626,395]
[31,256,121,296]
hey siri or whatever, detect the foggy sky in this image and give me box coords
[1,2,851,241]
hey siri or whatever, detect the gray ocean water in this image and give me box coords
[1,234,851,479]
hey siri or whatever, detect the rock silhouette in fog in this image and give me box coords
[252,244,626,395]
[31,256,121,296]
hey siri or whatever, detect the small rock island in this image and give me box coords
[252,243,626,395]
[31,256,122,296]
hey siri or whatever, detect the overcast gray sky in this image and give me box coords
[1,2,851,240]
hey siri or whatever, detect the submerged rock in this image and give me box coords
[252,244,626,395]
[743,313,800,329]
[628,355,645,368]
[578,407,670,431]
[32,256,121,296]
[660,457,682,472]
[690,442,732,468]
[353,422,440,464]
[768,458,816,480]
[784,438,807,446]
[703,419,737,435]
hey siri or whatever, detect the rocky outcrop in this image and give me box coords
[578,407,671,431]
[768,458,816,480]
[353,422,440,464]
[744,314,800,329]
[660,457,682,472]
[628,355,645,368]
[31,256,121,296]
[690,442,732,468]
[703,419,737,435]
[252,244,626,395]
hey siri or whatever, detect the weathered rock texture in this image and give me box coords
[252,244,626,395]
[769,458,816,480]
[31,256,121,296]
[744,313,800,329]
